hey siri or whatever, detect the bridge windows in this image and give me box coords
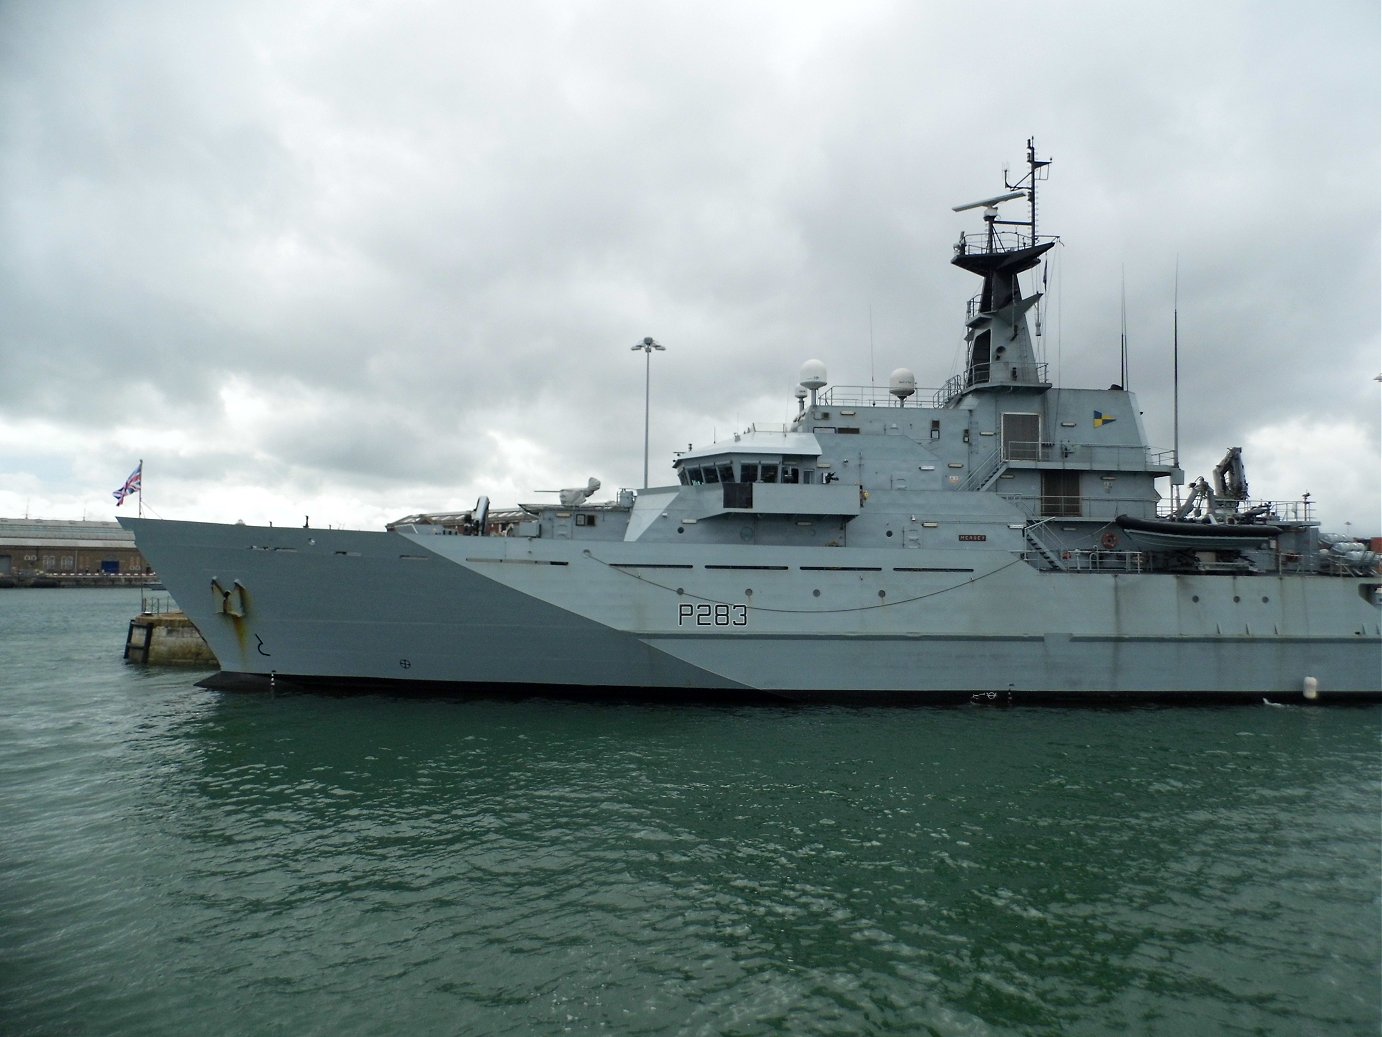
[675,457,817,487]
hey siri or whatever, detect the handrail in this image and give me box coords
[999,440,1177,469]
[1020,518,1145,573]
[932,363,1051,408]
[1021,518,1068,571]
[818,385,942,408]
[960,447,1005,491]
[954,229,1048,256]
[1156,497,1317,524]
[1060,548,1145,573]
[999,492,1177,519]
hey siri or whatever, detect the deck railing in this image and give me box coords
[1155,497,1316,523]
[953,229,1041,257]
[932,363,1051,408]
[1000,440,1177,470]
[999,492,1171,520]
[817,385,941,408]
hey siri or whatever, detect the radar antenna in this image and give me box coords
[950,139,1050,252]
[951,190,1026,213]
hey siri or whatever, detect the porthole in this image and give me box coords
[812,589,821,597]
[878,590,886,599]
[1192,595,1200,603]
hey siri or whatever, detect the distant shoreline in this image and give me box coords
[0,576,154,589]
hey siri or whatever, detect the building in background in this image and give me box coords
[0,519,151,586]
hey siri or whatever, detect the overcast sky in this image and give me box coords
[2,0,1378,533]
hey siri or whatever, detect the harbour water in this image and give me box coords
[2,588,1379,1036]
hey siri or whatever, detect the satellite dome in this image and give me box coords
[889,367,917,402]
[799,359,827,391]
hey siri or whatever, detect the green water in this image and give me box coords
[2,589,1379,1036]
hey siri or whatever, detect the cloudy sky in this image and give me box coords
[2,0,1378,532]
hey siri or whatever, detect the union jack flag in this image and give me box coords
[113,463,142,506]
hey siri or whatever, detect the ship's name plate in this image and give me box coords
[678,603,749,627]
[958,533,987,542]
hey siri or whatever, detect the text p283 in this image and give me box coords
[678,603,748,627]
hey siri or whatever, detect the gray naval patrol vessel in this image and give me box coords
[122,141,1382,702]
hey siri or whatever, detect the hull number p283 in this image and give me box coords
[679,603,749,627]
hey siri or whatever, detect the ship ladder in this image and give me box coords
[961,447,1008,491]
[1023,520,1068,572]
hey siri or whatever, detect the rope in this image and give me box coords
[582,549,1026,616]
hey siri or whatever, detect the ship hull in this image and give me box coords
[121,518,1382,703]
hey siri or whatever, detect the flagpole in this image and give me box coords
[138,458,144,517]
[1172,259,1180,513]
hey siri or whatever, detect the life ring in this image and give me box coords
[1100,531,1119,550]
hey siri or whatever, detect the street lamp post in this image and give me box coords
[631,336,665,489]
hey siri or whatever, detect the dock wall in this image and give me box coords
[124,612,218,666]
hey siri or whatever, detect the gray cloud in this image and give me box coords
[2,0,1377,529]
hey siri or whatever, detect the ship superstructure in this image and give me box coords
[122,141,1381,701]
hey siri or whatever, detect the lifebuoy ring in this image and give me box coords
[1100,531,1119,550]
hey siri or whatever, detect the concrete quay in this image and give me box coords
[124,611,218,666]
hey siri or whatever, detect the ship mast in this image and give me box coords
[943,139,1055,405]
[1003,137,1050,243]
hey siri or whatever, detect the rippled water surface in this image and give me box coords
[2,589,1379,1036]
